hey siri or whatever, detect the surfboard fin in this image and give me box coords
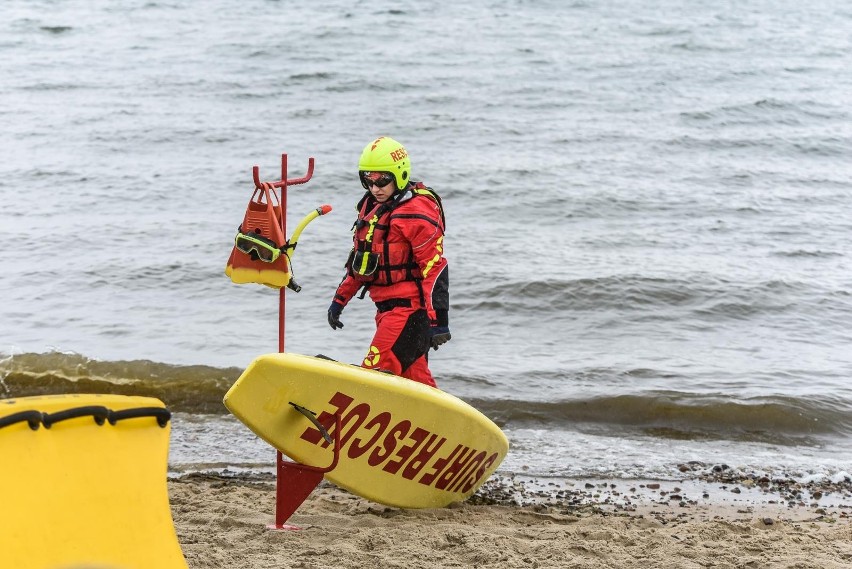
[290,402,333,444]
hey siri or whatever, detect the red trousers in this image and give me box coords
[361,306,436,388]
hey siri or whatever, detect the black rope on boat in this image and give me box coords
[0,405,172,430]
[108,407,171,428]
[0,410,43,431]
[42,405,110,428]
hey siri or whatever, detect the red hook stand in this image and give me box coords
[252,155,315,353]
[252,153,329,530]
[253,155,315,191]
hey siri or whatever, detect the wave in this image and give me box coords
[3,352,851,446]
[459,276,819,319]
[772,249,843,258]
[471,394,852,443]
[664,134,851,157]
[0,352,238,414]
[678,98,844,127]
[40,26,73,35]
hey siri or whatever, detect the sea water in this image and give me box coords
[2,0,851,484]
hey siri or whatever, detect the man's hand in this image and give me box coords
[327,301,344,330]
[430,326,451,350]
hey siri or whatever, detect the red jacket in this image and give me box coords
[334,184,449,325]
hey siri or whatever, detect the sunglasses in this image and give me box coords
[360,171,395,189]
[234,231,281,263]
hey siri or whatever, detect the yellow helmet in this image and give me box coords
[358,136,411,190]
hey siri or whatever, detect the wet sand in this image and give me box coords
[169,471,852,568]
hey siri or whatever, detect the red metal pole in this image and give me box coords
[276,154,288,525]
[278,154,288,354]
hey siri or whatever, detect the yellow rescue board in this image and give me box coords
[0,394,188,569]
[224,353,509,509]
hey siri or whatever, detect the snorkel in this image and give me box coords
[280,204,333,292]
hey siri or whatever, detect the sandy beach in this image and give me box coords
[170,473,852,569]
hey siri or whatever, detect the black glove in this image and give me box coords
[430,326,451,350]
[327,301,344,330]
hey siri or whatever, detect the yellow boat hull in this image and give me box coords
[0,394,187,569]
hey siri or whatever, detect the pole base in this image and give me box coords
[272,454,326,528]
[266,523,303,531]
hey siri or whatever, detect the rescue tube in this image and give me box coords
[0,394,188,569]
